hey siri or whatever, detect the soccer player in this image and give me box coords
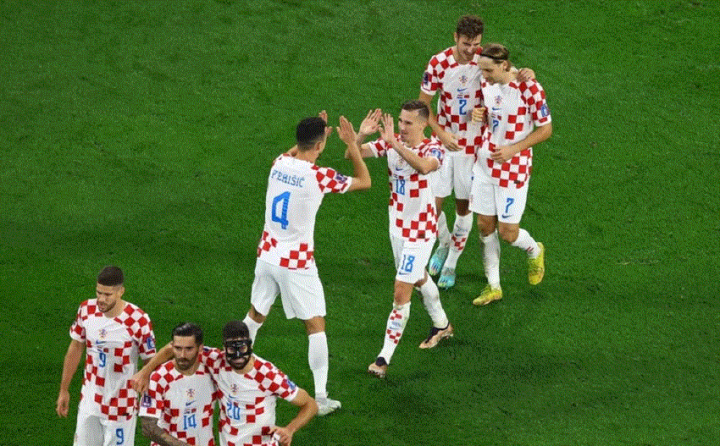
[56,266,156,446]
[139,323,216,446]
[350,102,453,379]
[419,15,535,289]
[135,321,318,446]
[469,43,552,306]
[241,112,371,415]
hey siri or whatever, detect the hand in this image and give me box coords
[490,144,517,163]
[318,110,333,138]
[56,389,70,418]
[378,113,396,145]
[517,68,535,82]
[471,106,487,124]
[130,369,150,395]
[336,116,357,146]
[438,129,461,151]
[269,426,294,446]
[358,108,382,137]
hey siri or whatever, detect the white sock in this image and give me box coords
[436,211,451,247]
[444,213,473,269]
[243,314,263,342]
[511,228,539,258]
[308,332,329,400]
[378,302,410,364]
[481,231,501,288]
[417,278,448,328]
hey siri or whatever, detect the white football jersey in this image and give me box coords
[367,136,443,242]
[70,299,155,421]
[200,349,299,446]
[139,355,217,446]
[257,154,352,270]
[421,47,484,155]
[476,78,552,188]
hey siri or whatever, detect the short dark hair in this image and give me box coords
[97,266,124,287]
[401,100,430,120]
[456,15,484,39]
[296,117,327,151]
[172,322,203,345]
[222,320,250,341]
[480,43,510,63]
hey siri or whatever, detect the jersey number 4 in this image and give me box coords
[272,192,291,229]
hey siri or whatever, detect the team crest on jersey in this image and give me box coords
[186,388,195,399]
[99,328,107,340]
[230,384,239,396]
[494,95,502,106]
[459,75,468,85]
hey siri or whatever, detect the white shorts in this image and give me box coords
[74,411,136,446]
[469,168,529,224]
[431,152,474,199]
[390,235,434,284]
[251,259,326,320]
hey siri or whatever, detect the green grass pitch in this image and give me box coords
[1,1,718,445]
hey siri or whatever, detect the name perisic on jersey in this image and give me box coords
[271,169,305,188]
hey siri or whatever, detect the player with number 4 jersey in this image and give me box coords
[242,112,371,416]
[351,102,453,379]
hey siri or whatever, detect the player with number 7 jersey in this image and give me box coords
[241,113,371,416]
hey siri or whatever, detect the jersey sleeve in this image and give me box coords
[138,370,165,418]
[314,166,352,194]
[69,301,88,343]
[420,56,441,96]
[255,361,300,402]
[522,80,552,126]
[422,140,445,168]
[367,138,388,158]
[199,346,224,375]
[136,313,156,361]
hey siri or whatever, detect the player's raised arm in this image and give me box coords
[380,113,439,175]
[338,116,371,191]
[418,91,460,151]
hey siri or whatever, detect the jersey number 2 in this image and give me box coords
[272,192,291,229]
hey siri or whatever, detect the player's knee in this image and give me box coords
[498,225,518,243]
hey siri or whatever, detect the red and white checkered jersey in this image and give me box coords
[70,299,155,421]
[257,153,352,270]
[139,354,217,446]
[421,47,484,156]
[476,79,552,188]
[367,136,443,242]
[200,348,299,446]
